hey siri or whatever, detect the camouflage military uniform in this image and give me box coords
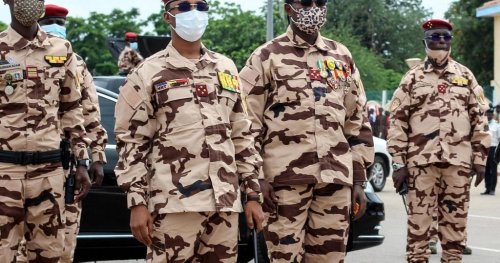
[115,43,262,262]
[387,58,490,263]
[0,26,88,262]
[117,46,143,75]
[240,26,374,263]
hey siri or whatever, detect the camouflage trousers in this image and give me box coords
[407,164,471,263]
[0,173,65,262]
[264,183,351,263]
[147,212,238,263]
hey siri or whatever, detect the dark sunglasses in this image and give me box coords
[425,33,453,42]
[167,1,209,13]
[292,0,328,7]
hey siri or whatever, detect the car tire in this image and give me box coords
[369,155,387,192]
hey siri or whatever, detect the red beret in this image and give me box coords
[125,32,138,40]
[422,19,453,31]
[43,4,69,19]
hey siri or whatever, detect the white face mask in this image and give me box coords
[169,10,209,42]
[425,41,451,66]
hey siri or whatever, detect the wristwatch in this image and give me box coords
[76,159,90,168]
[246,193,264,204]
[393,163,405,171]
[354,181,367,189]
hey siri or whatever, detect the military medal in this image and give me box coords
[344,64,353,84]
[5,85,14,96]
[26,66,39,79]
[318,60,328,78]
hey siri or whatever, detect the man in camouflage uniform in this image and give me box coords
[388,19,490,263]
[14,4,109,263]
[114,0,264,262]
[117,31,143,76]
[240,0,374,262]
[0,0,91,262]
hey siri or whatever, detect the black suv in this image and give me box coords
[73,85,385,262]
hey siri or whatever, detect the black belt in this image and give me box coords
[0,150,61,165]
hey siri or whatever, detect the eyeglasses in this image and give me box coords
[424,33,453,42]
[167,1,209,13]
[292,0,328,7]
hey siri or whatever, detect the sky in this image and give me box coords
[0,0,457,25]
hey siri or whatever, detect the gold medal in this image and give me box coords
[5,85,14,96]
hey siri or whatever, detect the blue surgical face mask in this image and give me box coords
[130,42,138,51]
[41,24,67,39]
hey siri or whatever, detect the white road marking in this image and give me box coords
[468,246,500,253]
[469,215,500,221]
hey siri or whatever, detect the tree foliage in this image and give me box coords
[0,21,6,31]
[66,8,143,75]
[445,0,493,86]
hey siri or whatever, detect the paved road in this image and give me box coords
[345,177,500,263]
[92,177,500,263]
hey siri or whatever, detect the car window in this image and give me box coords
[98,94,116,145]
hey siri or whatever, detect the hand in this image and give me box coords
[130,205,153,247]
[352,185,367,220]
[259,179,278,213]
[245,198,265,232]
[392,167,410,193]
[74,166,91,203]
[89,161,104,187]
[472,164,485,187]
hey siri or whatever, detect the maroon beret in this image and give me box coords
[43,4,69,19]
[125,32,138,40]
[422,19,453,31]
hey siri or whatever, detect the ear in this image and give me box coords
[163,11,173,26]
[284,3,293,16]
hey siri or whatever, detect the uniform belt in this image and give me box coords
[0,150,61,165]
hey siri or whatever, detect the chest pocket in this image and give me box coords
[155,85,202,128]
[272,67,310,103]
[449,86,470,110]
[411,85,435,108]
[42,67,64,106]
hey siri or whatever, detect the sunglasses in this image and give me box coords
[167,1,209,13]
[292,0,328,7]
[424,33,453,42]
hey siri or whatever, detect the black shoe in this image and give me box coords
[489,191,495,196]
[481,191,491,195]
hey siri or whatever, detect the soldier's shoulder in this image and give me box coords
[322,37,353,58]
[208,50,237,69]
[450,60,475,78]
[249,33,290,58]
[46,33,71,47]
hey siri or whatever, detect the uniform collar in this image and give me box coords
[164,42,216,71]
[286,26,329,52]
[2,25,51,51]
[422,57,460,75]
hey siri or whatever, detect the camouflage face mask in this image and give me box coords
[13,0,45,27]
[289,5,327,35]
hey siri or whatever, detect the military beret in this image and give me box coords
[43,4,69,19]
[125,32,138,40]
[422,19,453,31]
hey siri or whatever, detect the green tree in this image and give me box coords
[0,21,7,31]
[445,0,493,86]
[67,8,143,75]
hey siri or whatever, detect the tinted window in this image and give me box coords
[98,95,116,145]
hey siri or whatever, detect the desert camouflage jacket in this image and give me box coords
[117,46,143,74]
[115,43,262,213]
[0,26,88,180]
[240,26,374,186]
[76,54,107,163]
[387,58,490,168]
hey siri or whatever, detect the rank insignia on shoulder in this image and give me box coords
[26,66,39,79]
[154,81,170,92]
[44,55,67,67]
[217,72,241,93]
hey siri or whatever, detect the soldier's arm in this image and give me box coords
[115,72,156,208]
[344,66,375,183]
[80,63,108,163]
[469,80,490,167]
[239,52,269,160]
[60,51,89,160]
[387,75,412,165]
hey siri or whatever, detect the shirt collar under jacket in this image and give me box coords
[163,42,217,72]
[1,25,51,51]
[423,56,461,76]
[285,25,329,52]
